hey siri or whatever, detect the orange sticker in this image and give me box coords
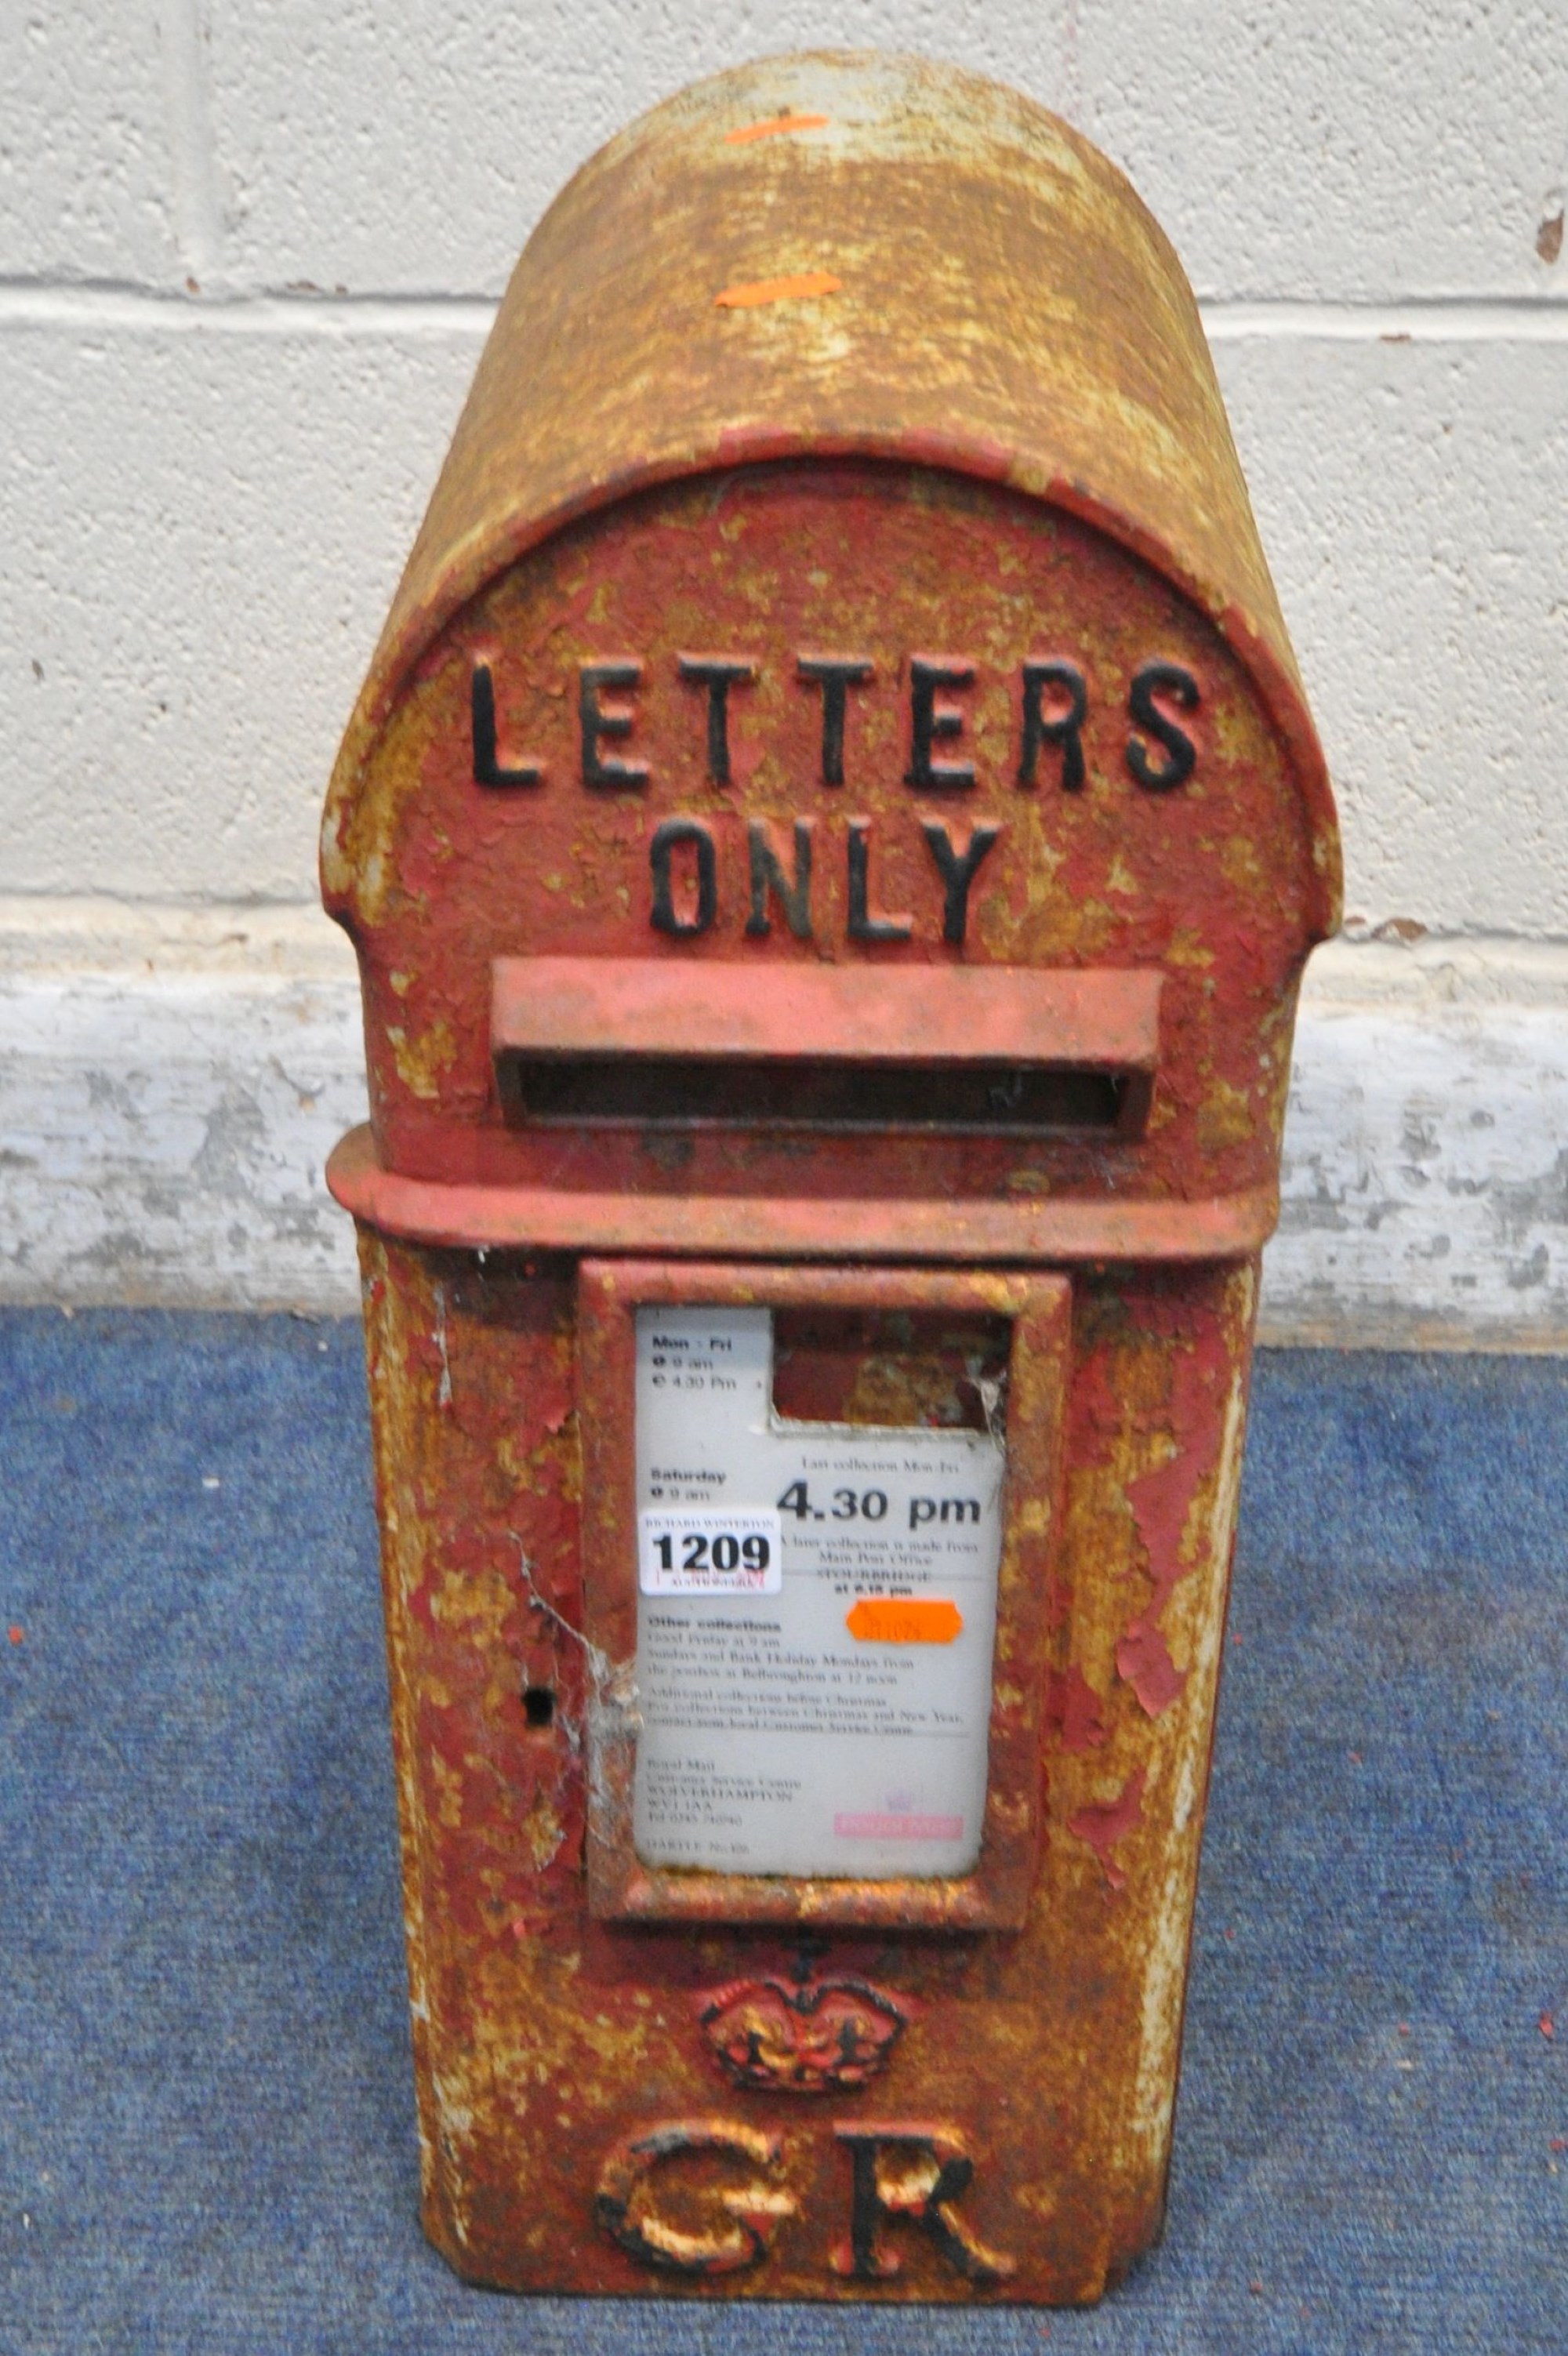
[724,112,830,145]
[846,1597,964,1645]
[714,270,842,310]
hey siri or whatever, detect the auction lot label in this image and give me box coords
[633,1306,1004,1879]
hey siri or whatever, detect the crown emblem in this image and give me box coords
[699,1972,912,2094]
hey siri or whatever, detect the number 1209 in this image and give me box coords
[653,1530,771,1574]
[639,1508,784,1595]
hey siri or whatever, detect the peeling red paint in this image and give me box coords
[1127,1450,1197,1612]
[1126,1337,1228,1622]
[1046,1665,1109,1752]
[1113,1619,1185,1719]
[1112,1320,1234,1726]
[1073,1352,1129,1450]
[1067,1768,1147,1890]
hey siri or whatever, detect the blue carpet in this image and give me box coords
[1,1312,1564,2354]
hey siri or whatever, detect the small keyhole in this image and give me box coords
[522,1685,555,1730]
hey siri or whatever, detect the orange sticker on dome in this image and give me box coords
[846,1596,964,1645]
[724,112,830,144]
[714,270,842,310]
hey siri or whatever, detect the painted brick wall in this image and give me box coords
[4,5,1566,1337]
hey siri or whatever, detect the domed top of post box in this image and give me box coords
[323,49,1338,935]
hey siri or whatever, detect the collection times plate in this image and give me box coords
[633,1305,1004,1879]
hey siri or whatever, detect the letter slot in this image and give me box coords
[492,957,1161,1137]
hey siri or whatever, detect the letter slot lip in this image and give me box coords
[492,957,1161,1140]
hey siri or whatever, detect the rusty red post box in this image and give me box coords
[321,52,1341,2306]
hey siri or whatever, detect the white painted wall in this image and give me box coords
[3,6,1566,1339]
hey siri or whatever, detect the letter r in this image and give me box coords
[832,2126,1015,2285]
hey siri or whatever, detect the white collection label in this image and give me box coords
[632,1305,1004,1880]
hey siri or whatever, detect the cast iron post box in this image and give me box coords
[322,52,1341,2307]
